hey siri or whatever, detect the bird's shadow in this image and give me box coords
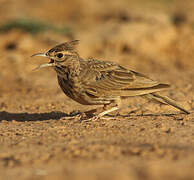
[0,111,75,122]
[0,110,191,122]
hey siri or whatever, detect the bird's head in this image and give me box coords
[31,40,79,70]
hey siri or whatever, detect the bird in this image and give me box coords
[31,40,190,120]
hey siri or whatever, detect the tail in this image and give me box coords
[146,92,190,114]
[120,83,170,97]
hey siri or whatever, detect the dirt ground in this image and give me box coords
[0,0,194,179]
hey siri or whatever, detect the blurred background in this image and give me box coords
[0,0,194,96]
[0,1,194,179]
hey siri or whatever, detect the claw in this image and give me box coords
[81,115,100,122]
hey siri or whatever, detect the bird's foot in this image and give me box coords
[80,114,117,122]
[81,115,99,122]
[63,111,82,120]
[67,108,118,122]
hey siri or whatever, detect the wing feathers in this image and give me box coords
[81,59,170,97]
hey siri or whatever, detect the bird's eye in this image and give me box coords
[56,53,63,58]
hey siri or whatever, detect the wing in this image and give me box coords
[80,58,170,97]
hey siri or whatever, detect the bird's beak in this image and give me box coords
[31,53,55,71]
[31,53,48,58]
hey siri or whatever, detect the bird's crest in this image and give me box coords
[47,40,79,53]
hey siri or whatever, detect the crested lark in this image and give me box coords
[31,40,189,120]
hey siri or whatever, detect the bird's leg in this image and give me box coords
[77,107,105,120]
[82,97,122,121]
[99,97,122,117]
[80,106,106,120]
[98,106,119,117]
[83,108,100,118]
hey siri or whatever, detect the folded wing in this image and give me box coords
[81,59,170,97]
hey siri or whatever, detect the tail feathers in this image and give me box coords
[119,83,170,97]
[149,92,190,114]
[125,83,170,91]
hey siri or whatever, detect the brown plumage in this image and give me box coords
[31,40,190,120]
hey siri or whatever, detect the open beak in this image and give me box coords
[31,53,55,71]
[31,53,48,58]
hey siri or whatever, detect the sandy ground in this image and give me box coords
[0,0,194,179]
